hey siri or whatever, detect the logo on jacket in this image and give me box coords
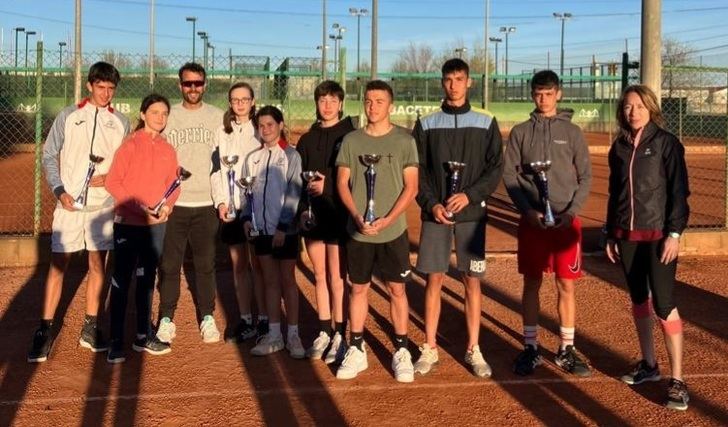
[104,120,116,129]
[74,120,86,126]
[644,148,652,156]
[553,139,568,145]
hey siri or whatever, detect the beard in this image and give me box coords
[183,90,203,105]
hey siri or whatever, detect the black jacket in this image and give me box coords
[414,101,504,223]
[606,122,690,239]
[296,117,356,215]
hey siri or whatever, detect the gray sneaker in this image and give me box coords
[413,343,439,375]
[465,345,492,378]
[156,317,176,344]
[200,315,220,343]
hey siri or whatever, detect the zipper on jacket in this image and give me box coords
[262,149,272,234]
[627,143,637,231]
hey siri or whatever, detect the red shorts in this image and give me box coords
[517,216,582,279]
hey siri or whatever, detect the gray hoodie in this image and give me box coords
[503,109,591,217]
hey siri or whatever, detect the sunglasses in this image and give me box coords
[181,80,205,88]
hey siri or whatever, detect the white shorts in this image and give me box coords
[51,205,114,253]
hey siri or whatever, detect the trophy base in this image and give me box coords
[226,212,237,221]
[72,201,84,210]
[248,230,260,238]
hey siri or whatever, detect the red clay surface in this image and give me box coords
[1,131,727,425]
[1,245,727,425]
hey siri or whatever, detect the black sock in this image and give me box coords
[393,334,408,350]
[319,319,333,337]
[84,315,97,326]
[335,321,345,336]
[350,332,364,351]
[40,319,53,331]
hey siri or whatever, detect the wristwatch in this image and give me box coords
[669,232,681,239]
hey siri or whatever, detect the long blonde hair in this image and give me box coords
[616,85,665,137]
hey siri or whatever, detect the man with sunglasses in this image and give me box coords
[157,62,225,348]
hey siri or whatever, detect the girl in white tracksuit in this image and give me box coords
[242,106,304,359]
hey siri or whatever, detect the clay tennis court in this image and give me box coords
[0,132,727,425]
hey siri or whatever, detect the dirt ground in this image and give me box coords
[1,226,727,426]
[1,131,727,425]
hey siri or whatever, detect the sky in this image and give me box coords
[1,0,727,72]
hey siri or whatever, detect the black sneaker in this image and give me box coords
[133,336,171,356]
[620,360,660,385]
[554,345,592,377]
[79,324,109,353]
[513,345,542,376]
[665,378,689,411]
[107,340,126,364]
[256,319,269,340]
[27,327,55,363]
[227,319,257,343]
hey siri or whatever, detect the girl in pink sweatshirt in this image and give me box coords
[104,94,180,363]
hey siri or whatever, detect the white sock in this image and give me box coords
[287,324,299,338]
[269,322,281,337]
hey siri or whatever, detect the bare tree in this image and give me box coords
[99,49,133,69]
[662,38,694,97]
[391,42,437,73]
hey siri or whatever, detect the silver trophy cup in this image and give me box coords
[221,154,240,220]
[361,154,382,224]
[301,171,319,229]
[236,176,260,237]
[529,160,556,227]
[152,167,191,216]
[73,154,105,210]
[445,161,467,219]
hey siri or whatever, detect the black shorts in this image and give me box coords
[219,216,247,246]
[346,232,411,284]
[253,234,300,260]
[300,200,348,244]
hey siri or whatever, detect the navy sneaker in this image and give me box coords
[620,360,660,385]
[28,327,55,363]
[133,336,171,356]
[79,323,109,353]
[107,340,126,364]
[513,345,542,376]
[665,378,689,411]
[554,345,592,377]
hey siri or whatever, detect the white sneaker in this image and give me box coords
[392,348,415,383]
[156,317,176,344]
[465,345,492,378]
[413,343,439,375]
[199,315,220,343]
[287,334,306,359]
[251,334,284,356]
[306,331,331,359]
[324,332,347,365]
[336,344,368,379]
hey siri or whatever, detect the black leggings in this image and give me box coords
[617,239,677,319]
[110,223,166,341]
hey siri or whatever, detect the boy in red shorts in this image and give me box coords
[503,70,592,377]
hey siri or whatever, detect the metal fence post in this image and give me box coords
[33,42,44,236]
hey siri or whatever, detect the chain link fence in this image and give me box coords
[0,45,726,235]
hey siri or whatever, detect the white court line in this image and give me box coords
[3,373,727,407]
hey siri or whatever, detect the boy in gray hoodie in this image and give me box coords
[503,70,592,377]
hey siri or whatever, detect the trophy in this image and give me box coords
[529,160,556,227]
[301,171,319,229]
[361,154,382,224]
[445,161,466,219]
[151,167,191,216]
[236,176,260,237]
[221,154,239,220]
[73,154,105,210]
